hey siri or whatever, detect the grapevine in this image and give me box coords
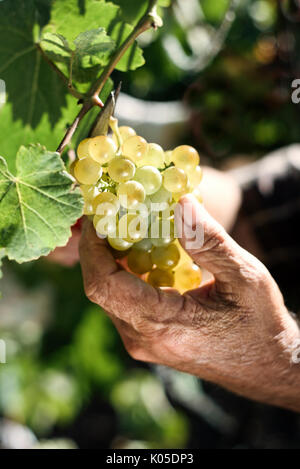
[0,0,203,295]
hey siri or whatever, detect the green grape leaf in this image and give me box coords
[110,0,149,24]
[41,28,115,83]
[0,0,80,168]
[0,0,71,128]
[0,145,83,263]
[46,0,145,73]
[0,97,79,173]
[111,0,170,24]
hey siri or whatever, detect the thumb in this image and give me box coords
[175,194,246,286]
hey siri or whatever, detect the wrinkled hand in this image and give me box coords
[79,195,300,412]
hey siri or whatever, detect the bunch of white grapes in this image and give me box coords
[71,121,203,292]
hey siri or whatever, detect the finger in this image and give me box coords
[175,194,252,286]
[79,220,193,325]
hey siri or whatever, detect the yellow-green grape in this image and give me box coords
[174,262,202,293]
[151,243,180,271]
[118,213,148,243]
[83,202,94,216]
[108,157,135,183]
[108,236,133,251]
[74,158,102,185]
[138,143,165,169]
[150,186,173,204]
[122,135,148,164]
[163,167,188,193]
[134,166,162,195]
[77,138,91,159]
[172,145,200,172]
[187,165,203,189]
[113,126,136,145]
[93,214,117,237]
[164,150,173,166]
[117,181,146,209]
[88,136,117,165]
[69,160,76,178]
[132,238,153,252]
[151,218,175,247]
[147,269,175,288]
[174,239,192,268]
[128,250,153,275]
[80,185,99,215]
[92,191,120,216]
[81,184,98,201]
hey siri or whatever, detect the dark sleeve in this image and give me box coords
[230,145,300,313]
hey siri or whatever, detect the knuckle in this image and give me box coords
[202,226,227,253]
[239,255,271,287]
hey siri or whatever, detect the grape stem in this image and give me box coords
[56,0,162,154]
[56,101,93,154]
[109,116,123,154]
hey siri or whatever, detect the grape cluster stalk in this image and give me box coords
[71,120,203,292]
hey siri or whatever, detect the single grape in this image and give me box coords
[118,213,148,243]
[147,269,175,288]
[174,239,192,268]
[187,165,203,189]
[77,138,91,159]
[93,214,117,237]
[122,135,148,164]
[163,167,188,193]
[174,262,202,293]
[113,126,136,146]
[108,157,135,183]
[128,250,153,275]
[150,218,176,247]
[172,145,200,172]
[81,185,99,216]
[117,181,146,209]
[92,191,120,216]
[134,166,162,195]
[151,243,180,271]
[137,143,165,169]
[74,158,102,185]
[88,136,117,165]
[83,202,94,216]
[108,236,133,251]
[132,238,153,252]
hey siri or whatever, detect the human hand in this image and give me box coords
[79,195,300,412]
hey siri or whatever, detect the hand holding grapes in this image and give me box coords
[80,195,300,413]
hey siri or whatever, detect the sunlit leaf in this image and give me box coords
[0,145,83,263]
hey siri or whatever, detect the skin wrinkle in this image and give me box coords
[79,195,300,413]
